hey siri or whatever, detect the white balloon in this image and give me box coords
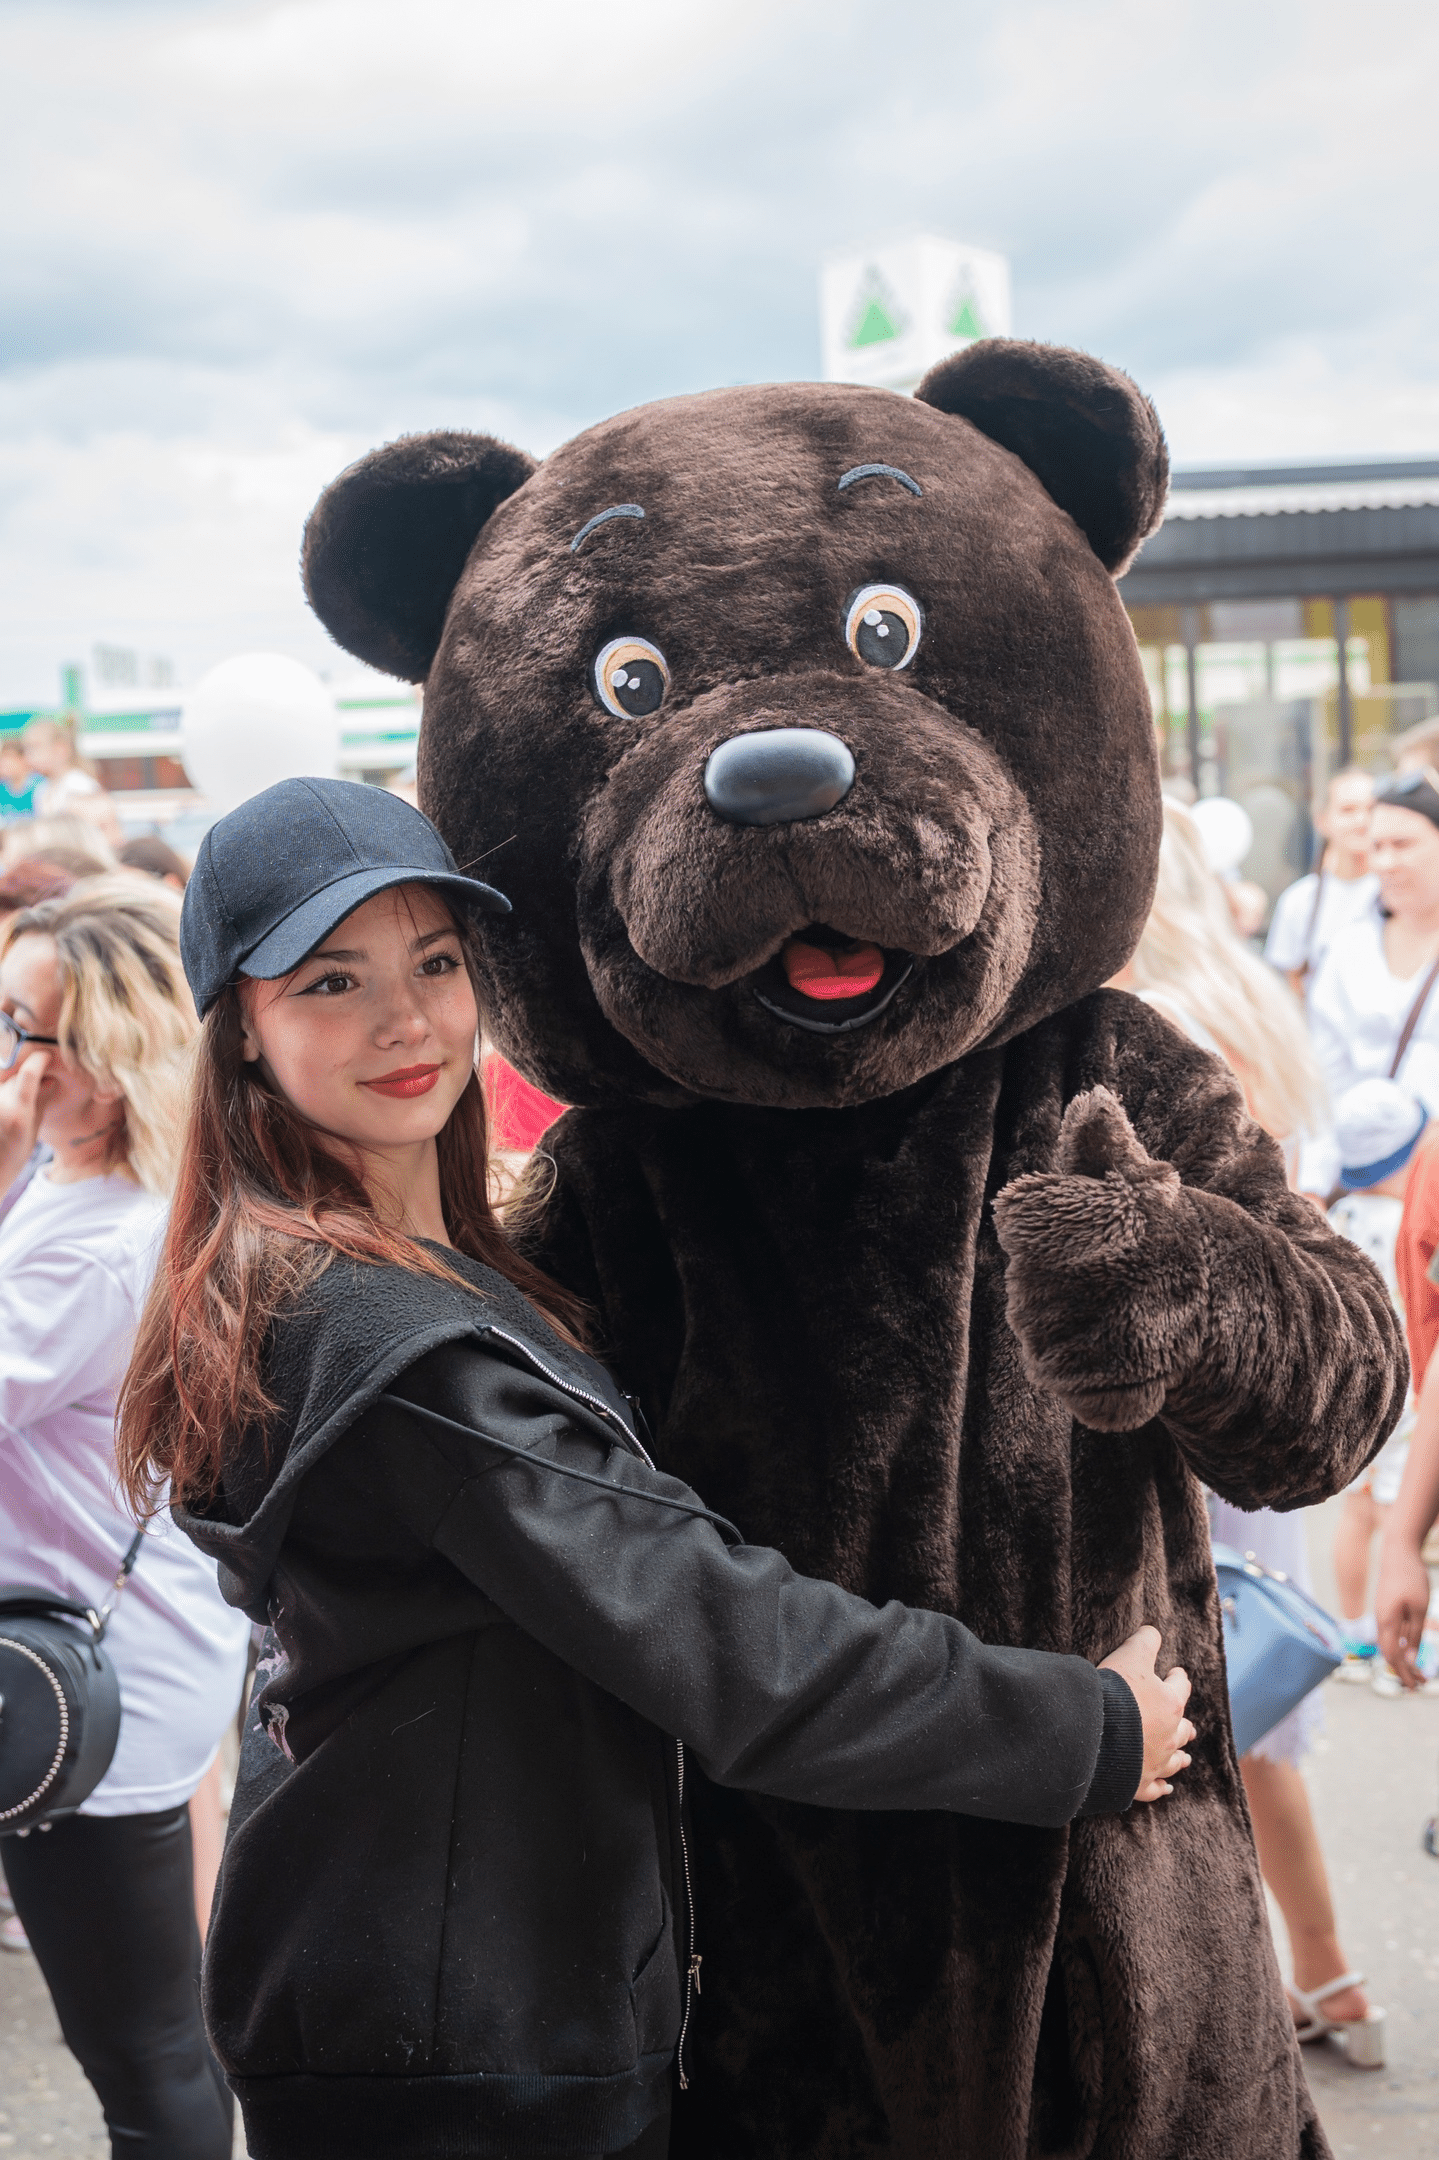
[1190,795,1254,876]
[181,653,340,812]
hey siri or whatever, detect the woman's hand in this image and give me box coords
[1100,1625,1195,1802]
[1376,1535,1432,1687]
[0,1050,49,1194]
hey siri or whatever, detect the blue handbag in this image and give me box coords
[1212,1542,1344,1757]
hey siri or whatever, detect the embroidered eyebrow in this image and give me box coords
[570,503,646,551]
[837,464,922,498]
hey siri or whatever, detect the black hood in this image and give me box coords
[176,1245,611,1625]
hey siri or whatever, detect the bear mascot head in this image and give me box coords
[302,341,1166,1109]
[301,343,1390,2160]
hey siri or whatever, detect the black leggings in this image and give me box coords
[3,1805,233,2160]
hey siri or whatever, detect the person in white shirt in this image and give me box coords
[1302,769,1439,1196]
[1265,767,1377,1000]
[19,717,124,850]
[0,877,250,2160]
[20,716,103,817]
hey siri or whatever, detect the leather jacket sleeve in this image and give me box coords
[342,1339,1141,1827]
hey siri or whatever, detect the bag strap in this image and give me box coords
[1389,953,1439,1079]
[0,1587,98,1624]
[93,1527,145,1644]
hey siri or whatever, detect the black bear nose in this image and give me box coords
[703,728,856,827]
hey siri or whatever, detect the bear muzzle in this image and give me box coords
[572,671,1044,1096]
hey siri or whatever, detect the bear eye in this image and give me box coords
[594,636,670,719]
[844,584,922,671]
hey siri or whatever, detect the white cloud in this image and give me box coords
[0,0,1435,702]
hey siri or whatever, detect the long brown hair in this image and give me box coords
[116,971,587,1516]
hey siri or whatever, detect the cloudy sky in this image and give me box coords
[2,0,1437,703]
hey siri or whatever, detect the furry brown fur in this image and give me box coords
[302,340,1405,2159]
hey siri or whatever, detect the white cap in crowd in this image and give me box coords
[1333,1079,1428,1191]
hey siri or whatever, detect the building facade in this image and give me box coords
[1119,459,1439,898]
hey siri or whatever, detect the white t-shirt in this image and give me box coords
[1300,918,1439,1193]
[0,1170,251,1815]
[33,768,101,818]
[1328,1190,1404,1307]
[1264,870,1380,985]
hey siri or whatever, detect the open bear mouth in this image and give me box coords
[751,926,916,1035]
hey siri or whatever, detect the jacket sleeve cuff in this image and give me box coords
[1076,1669,1144,1817]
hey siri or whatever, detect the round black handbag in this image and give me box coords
[0,1530,142,1834]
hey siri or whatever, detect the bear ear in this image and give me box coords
[914,340,1168,575]
[302,431,538,682]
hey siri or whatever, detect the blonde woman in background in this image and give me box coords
[0,879,250,2159]
[1111,800,1386,2065]
[19,718,123,849]
[2,810,118,880]
[22,716,101,816]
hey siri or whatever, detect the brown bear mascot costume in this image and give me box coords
[301,341,1404,2160]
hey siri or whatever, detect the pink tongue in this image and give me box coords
[781,939,886,1001]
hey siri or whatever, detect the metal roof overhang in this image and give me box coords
[1118,502,1439,607]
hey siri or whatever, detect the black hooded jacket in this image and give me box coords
[178,1250,1141,2160]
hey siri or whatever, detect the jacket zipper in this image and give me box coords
[487,1323,701,2078]
[485,1325,656,1465]
[674,1736,702,2090]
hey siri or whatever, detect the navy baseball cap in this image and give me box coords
[180,776,510,1016]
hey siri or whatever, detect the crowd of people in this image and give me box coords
[1136,759,1439,2059]
[0,720,1437,2151]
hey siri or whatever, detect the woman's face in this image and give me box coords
[238,885,479,1159]
[1371,804,1439,920]
[0,933,125,1165]
[1320,773,1374,854]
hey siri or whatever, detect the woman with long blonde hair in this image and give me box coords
[1121,798,1325,1147]
[1113,802,1386,2064]
[0,877,250,2159]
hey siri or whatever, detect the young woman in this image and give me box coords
[1264,766,1376,1001]
[1302,768,1439,1197]
[1112,800,1385,2066]
[0,878,252,2157]
[118,778,1193,2160]
[21,715,105,820]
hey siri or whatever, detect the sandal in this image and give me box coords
[1285,1974,1386,2068]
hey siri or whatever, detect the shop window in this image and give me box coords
[1394,597,1439,694]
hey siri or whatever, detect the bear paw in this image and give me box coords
[991,1087,1209,1431]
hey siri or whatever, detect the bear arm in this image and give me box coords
[1086,998,1407,1506]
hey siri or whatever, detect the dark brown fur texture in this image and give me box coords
[302,341,1406,2159]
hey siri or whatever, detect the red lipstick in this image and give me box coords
[361,1064,442,1100]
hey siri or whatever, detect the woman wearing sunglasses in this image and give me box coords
[0,877,251,2160]
[1301,767,1439,1198]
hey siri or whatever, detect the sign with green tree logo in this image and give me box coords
[820,236,1011,393]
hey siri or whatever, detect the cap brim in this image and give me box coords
[239,864,510,983]
[1338,1114,1427,1190]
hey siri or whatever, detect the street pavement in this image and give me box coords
[1285,1498,1439,2157]
[1,1498,1436,2157]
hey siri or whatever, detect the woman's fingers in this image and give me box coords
[1132,1746,1193,1804]
[1376,1545,1432,1681]
[0,1053,48,1181]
